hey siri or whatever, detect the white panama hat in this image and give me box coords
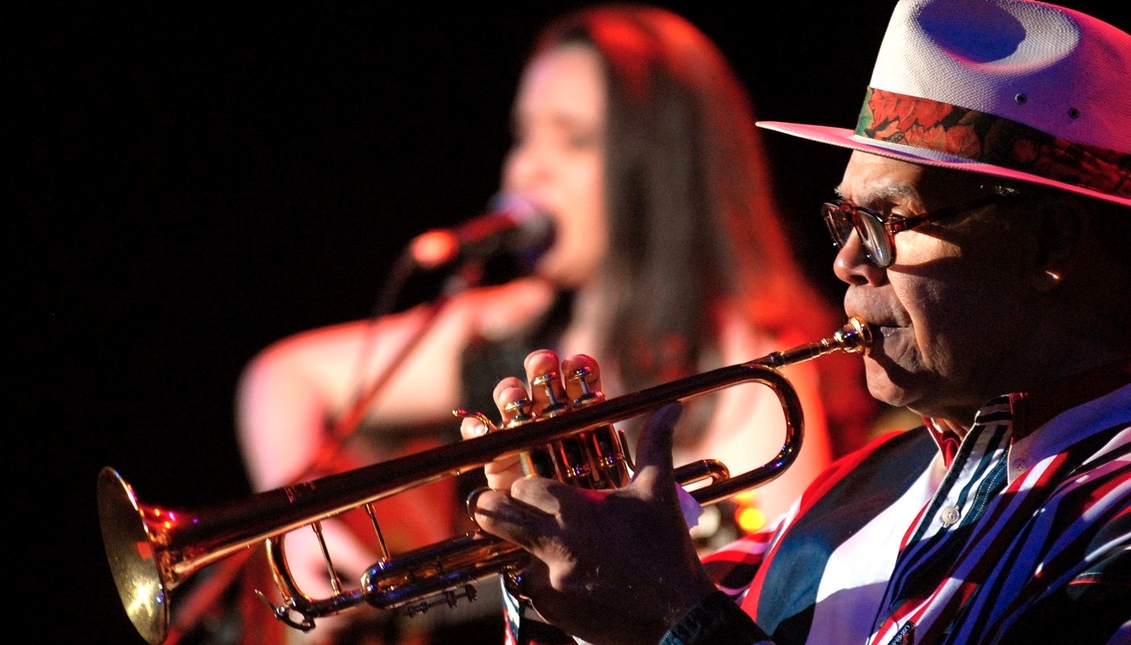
[759,0,1131,208]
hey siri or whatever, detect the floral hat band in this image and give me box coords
[856,87,1131,200]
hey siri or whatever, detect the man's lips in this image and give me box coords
[847,315,901,353]
[847,312,896,330]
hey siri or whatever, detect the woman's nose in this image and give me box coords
[503,140,551,192]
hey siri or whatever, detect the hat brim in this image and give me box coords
[757,121,1131,209]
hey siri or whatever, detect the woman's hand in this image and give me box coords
[464,349,718,645]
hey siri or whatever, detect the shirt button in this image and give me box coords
[940,506,961,526]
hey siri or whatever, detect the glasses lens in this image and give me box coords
[853,208,893,267]
[822,203,854,248]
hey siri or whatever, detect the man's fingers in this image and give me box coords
[459,415,489,439]
[469,486,555,550]
[495,378,534,426]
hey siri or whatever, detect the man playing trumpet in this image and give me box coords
[463,0,1131,643]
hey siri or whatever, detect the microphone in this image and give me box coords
[407,195,555,271]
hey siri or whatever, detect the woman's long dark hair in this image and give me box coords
[531,6,875,453]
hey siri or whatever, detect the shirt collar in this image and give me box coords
[1007,359,1131,441]
[923,359,1131,470]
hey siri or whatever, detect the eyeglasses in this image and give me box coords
[821,194,1002,268]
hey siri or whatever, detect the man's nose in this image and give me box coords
[833,230,885,286]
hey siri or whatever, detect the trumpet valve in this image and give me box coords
[568,366,605,407]
[502,398,536,428]
[531,372,569,417]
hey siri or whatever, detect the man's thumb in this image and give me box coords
[631,402,683,482]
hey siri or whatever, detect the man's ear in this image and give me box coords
[1030,197,1086,292]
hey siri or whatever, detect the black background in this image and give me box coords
[12,2,1128,643]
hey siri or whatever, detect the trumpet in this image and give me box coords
[99,317,871,644]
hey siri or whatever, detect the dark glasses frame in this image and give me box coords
[821,193,1002,268]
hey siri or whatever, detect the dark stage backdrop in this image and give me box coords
[13,3,1127,643]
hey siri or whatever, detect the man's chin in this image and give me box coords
[868,384,913,410]
[864,364,925,413]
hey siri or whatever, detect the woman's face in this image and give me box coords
[502,43,609,289]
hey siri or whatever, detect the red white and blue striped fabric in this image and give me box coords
[703,383,1130,644]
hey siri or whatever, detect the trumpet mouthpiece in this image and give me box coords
[837,317,872,355]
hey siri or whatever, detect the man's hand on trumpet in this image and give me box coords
[459,349,718,645]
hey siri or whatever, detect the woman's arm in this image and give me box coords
[235,304,463,490]
[236,278,559,490]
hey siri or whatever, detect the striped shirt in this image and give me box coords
[699,369,1131,645]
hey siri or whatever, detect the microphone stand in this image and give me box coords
[165,248,489,645]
